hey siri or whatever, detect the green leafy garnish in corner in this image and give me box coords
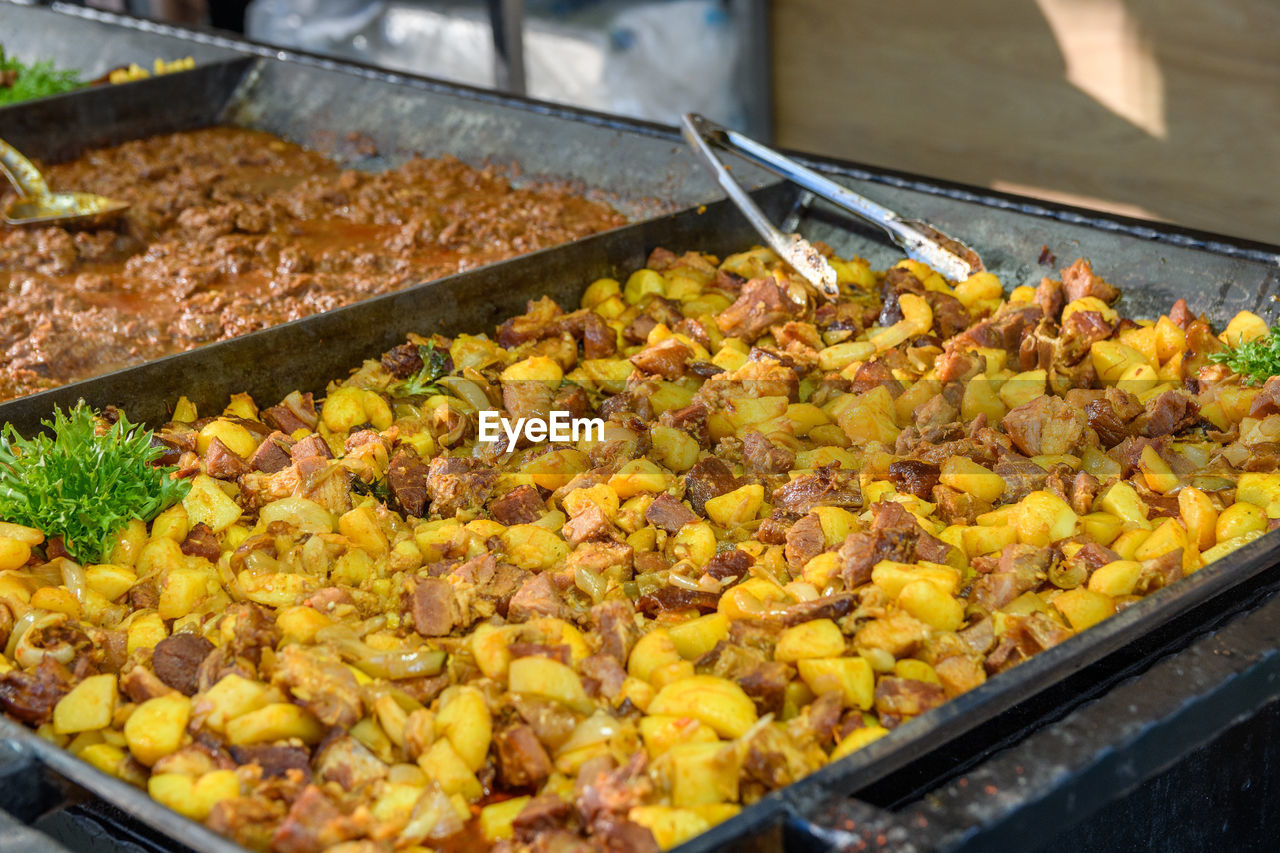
[1210,326,1280,386]
[0,46,84,106]
[0,403,190,563]
[393,343,452,398]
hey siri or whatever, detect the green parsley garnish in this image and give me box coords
[0,403,190,563]
[394,343,451,397]
[1209,326,1280,386]
[0,46,84,106]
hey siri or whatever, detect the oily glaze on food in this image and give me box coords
[0,127,625,401]
[2,246,1278,852]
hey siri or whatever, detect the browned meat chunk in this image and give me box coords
[249,431,294,473]
[925,290,971,338]
[289,434,332,463]
[684,457,741,516]
[1061,258,1119,303]
[380,341,424,378]
[630,337,692,379]
[705,548,753,581]
[563,505,618,545]
[0,657,70,724]
[743,430,796,481]
[498,296,563,348]
[261,392,318,434]
[180,522,222,563]
[887,459,941,499]
[936,349,986,384]
[848,360,904,396]
[1058,309,1114,363]
[954,305,1042,353]
[636,587,720,616]
[271,785,362,853]
[206,436,250,480]
[386,449,430,516]
[716,277,801,341]
[408,577,459,637]
[1138,390,1199,437]
[781,593,856,627]
[590,600,640,663]
[152,632,215,696]
[509,573,571,622]
[1034,277,1065,321]
[1250,376,1280,417]
[513,795,572,842]
[660,402,710,448]
[426,455,497,518]
[497,724,554,787]
[1001,394,1087,456]
[230,744,311,778]
[784,513,826,572]
[271,645,363,729]
[644,493,697,533]
[931,484,992,525]
[120,664,176,703]
[874,676,946,718]
[489,484,546,525]
[772,463,862,516]
[314,735,388,790]
[581,653,628,700]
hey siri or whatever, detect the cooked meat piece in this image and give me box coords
[271,644,363,729]
[848,360,904,396]
[271,785,361,853]
[630,338,692,379]
[684,457,741,516]
[1034,277,1065,321]
[121,663,176,703]
[581,653,628,700]
[1061,258,1119,303]
[248,432,294,474]
[490,484,546,525]
[704,548,753,581]
[878,267,924,326]
[206,436,250,480]
[784,513,826,572]
[636,587,720,616]
[1058,309,1114,363]
[781,594,856,627]
[386,449,430,516]
[934,655,986,698]
[0,657,70,724]
[1070,471,1100,514]
[925,290,970,338]
[644,493,697,534]
[290,434,332,463]
[498,296,564,348]
[593,819,661,853]
[887,459,941,499]
[931,484,992,525]
[152,632,215,695]
[1001,394,1087,456]
[1136,549,1185,593]
[954,305,1042,352]
[408,577,460,637]
[563,505,618,546]
[660,402,710,448]
[1138,390,1199,437]
[514,796,573,842]
[380,341,424,378]
[230,744,311,779]
[180,522,222,562]
[1250,376,1280,417]
[716,277,801,341]
[874,677,946,718]
[623,313,659,345]
[222,603,280,663]
[261,393,318,434]
[426,455,497,518]
[742,430,796,482]
[772,464,862,516]
[315,735,388,791]
[496,723,554,788]
[935,349,986,383]
[509,573,572,622]
[971,544,1050,609]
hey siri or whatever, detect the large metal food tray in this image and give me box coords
[3,3,1280,852]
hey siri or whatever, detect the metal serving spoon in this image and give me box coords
[681,113,984,299]
[0,137,129,226]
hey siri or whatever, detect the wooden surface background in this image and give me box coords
[771,0,1280,245]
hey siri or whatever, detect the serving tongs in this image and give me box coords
[681,113,983,299]
[0,137,129,226]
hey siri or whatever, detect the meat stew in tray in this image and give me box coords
[1,242,1278,852]
[0,126,625,402]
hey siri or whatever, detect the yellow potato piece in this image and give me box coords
[648,675,758,738]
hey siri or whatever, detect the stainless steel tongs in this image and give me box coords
[681,113,984,299]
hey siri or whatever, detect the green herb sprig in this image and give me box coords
[393,343,451,398]
[1209,326,1280,386]
[0,46,83,106]
[0,403,190,563]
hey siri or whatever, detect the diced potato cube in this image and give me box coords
[609,459,668,498]
[0,520,45,545]
[199,674,273,733]
[418,739,483,800]
[500,524,570,571]
[628,805,712,851]
[940,456,1005,503]
[648,676,758,737]
[898,580,964,631]
[999,370,1047,410]
[1053,588,1115,631]
[158,567,212,620]
[1015,491,1078,545]
[1217,502,1269,541]
[797,657,874,709]
[775,619,846,662]
[508,657,593,713]
[1133,518,1188,562]
[197,419,258,460]
[650,425,700,473]
[1236,473,1280,518]
[1087,560,1143,597]
[1221,310,1268,346]
[225,702,325,746]
[339,505,390,555]
[84,564,137,602]
[629,630,684,682]
[668,742,740,807]
[871,560,961,598]
[1079,511,1125,546]
[480,796,532,841]
[182,474,243,533]
[125,693,191,766]
[669,522,717,567]
[435,686,492,772]
[640,715,719,757]
[1096,482,1151,529]
[703,484,764,528]
[962,524,1019,557]
[1179,487,1218,550]
[668,613,730,660]
[53,674,117,734]
[126,612,168,654]
[0,536,32,572]
[1138,444,1180,494]
[830,725,890,762]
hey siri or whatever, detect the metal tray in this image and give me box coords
[0,181,1279,852]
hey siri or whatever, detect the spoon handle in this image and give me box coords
[0,138,51,199]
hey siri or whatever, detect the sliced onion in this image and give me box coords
[438,376,490,413]
[52,558,87,608]
[4,608,37,659]
[400,784,465,844]
[668,571,700,591]
[574,566,607,603]
[333,638,445,680]
[556,711,621,756]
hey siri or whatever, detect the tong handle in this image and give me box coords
[682,113,978,283]
[0,138,51,200]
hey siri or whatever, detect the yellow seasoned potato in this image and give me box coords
[797,658,875,709]
[648,676,757,738]
[53,674,117,734]
[125,694,192,766]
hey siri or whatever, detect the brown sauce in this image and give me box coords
[0,126,626,401]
